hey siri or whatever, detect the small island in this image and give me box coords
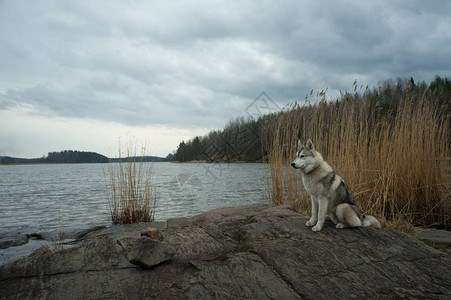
[0,150,168,165]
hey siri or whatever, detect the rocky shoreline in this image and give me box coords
[1,204,450,299]
[0,224,109,266]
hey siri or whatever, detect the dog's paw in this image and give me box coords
[335,223,345,229]
[312,225,322,232]
[306,220,316,227]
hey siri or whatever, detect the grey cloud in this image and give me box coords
[0,0,450,130]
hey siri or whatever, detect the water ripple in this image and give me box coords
[0,163,268,233]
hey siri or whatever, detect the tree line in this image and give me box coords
[46,150,109,163]
[0,151,171,164]
[1,150,109,164]
[172,75,451,162]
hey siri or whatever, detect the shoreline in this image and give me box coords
[171,160,263,164]
[1,205,449,268]
[0,161,170,166]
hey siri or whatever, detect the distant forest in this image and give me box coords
[0,150,109,164]
[109,156,166,163]
[0,150,169,164]
[173,76,451,162]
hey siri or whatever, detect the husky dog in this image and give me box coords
[291,139,381,232]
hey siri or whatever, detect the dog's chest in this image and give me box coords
[302,175,322,197]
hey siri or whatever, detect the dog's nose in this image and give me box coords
[291,163,296,168]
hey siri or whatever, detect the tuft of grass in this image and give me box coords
[54,212,64,251]
[428,242,449,252]
[266,82,450,228]
[383,218,418,237]
[107,139,157,224]
[41,212,64,255]
[298,206,312,216]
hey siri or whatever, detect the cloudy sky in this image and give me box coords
[1,1,450,158]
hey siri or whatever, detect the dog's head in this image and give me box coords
[291,139,320,173]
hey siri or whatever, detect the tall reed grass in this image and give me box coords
[107,140,157,224]
[267,83,450,228]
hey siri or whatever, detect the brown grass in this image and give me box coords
[107,140,157,224]
[266,85,450,228]
[383,218,418,237]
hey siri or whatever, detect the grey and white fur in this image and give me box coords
[291,139,381,232]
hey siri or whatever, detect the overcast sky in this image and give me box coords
[1,0,450,158]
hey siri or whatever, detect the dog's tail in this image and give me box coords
[361,215,382,229]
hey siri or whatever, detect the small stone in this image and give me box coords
[419,229,451,248]
[129,237,174,268]
[141,227,164,241]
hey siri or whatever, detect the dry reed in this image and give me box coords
[107,140,157,224]
[267,84,450,228]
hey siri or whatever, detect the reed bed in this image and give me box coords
[107,141,157,224]
[267,84,450,228]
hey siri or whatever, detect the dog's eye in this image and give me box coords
[300,154,305,158]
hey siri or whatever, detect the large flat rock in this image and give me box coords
[419,229,451,248]
[0,204,450,299]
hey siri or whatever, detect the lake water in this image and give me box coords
[0,162,268,233]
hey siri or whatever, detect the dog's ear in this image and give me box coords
[297,140,303,150]
[306,139,314,151]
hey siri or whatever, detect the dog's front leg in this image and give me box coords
[306,197,318,226]
[312,198,328,232]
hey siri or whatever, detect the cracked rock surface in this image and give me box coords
[0,204,450,299]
